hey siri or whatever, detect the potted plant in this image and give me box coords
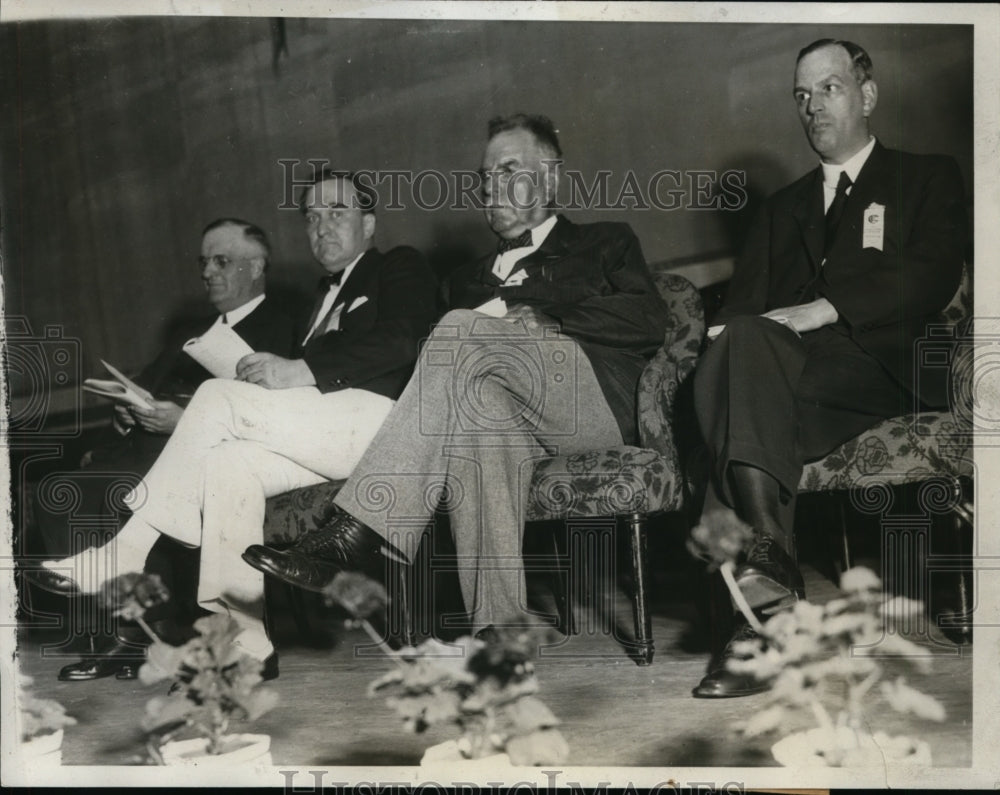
[138,612,280,765]
[14,571,164,765]
[324,571,570,767]
[17,675,77,763]
[690,509,946,767]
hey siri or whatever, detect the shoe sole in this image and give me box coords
[736,574,802,612]
[240,552,331,594]
[692,681,771,698]
[58,662,140,682]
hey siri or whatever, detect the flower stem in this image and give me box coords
[357,619,406,669]
[134,615,160,644]
[720,561,764,633]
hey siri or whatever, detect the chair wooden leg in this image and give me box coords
[837,494,852,574]
[395,563,416,647]
[937,477,973,645]
[284,584,314,642]
[627,511,654,665]
[549,525,576,636]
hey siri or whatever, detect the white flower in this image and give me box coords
[840,566,882,593]
[880,677,946,722]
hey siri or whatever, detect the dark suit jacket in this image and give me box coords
[301,246,439,400]
[91,295,297,470]
[717,142,967,407]
[442,215,669,444]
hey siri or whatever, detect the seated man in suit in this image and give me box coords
[28,170,439,676]
[35,217,298,558]
[691,39,967,698]
[242,114,670,638]
[33,217,297,680]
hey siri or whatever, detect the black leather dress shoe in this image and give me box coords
[474,625,499,644]
[242,513,386,592]
[692,618,771,698]
[734,534,805,612]
[58,639,145,682]
[23,567,83,597]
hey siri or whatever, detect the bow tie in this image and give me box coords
[497,229,533,254]
[318,271,344,291]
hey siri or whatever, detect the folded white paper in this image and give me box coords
[82,359,155,409]
[182,323,254,379]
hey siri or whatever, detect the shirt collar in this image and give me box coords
[528,214,558,248]
[220,293,266,326]
[821,136,876,188]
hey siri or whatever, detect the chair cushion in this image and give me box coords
[798,412,972,493]
[526,446,680,520]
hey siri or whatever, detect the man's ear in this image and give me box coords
[249,257,267,280]
[363,212,376,241]
[861,79,878,117]
[541,158,561,207]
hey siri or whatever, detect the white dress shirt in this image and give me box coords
[491,214,558,284]
[212,293,266,328]
[821,135,876,212]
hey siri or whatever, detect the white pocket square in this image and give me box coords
[347,296,369,312]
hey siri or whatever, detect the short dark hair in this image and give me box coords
[487,113,563,159]
[297,168,377,215]
[797,39,873,84]
[201,217,271,265]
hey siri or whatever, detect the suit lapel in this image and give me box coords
[826,142,893,260]
[790,168,825,271]
[507,215,572,279]
[333,248,377,316]
[299,249,378,346]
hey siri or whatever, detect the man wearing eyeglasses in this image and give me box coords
[117,218,298,437]
[29,171,439,679]
[32,217,297,681]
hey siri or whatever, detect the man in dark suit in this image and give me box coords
[32,218,298,683]
[243,114,670,636]
[691,39,967,698]
[30,171,439,673]
[35,218,297,560]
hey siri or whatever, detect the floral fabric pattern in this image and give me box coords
[799,412,972,493]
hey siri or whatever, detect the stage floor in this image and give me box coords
[12,561,972,771]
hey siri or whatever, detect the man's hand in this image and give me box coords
[113,403,136,435]
[130,400,184,434]
[504,304,553,331]
[762,298,838,334]
[236,353,316,389]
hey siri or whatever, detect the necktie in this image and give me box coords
[497,229,533,253]
[824,171,853,255]
[221,314,228,325]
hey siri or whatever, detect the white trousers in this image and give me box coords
[125,379,394,621]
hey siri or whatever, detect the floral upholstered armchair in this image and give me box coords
[261,268,705,665]
[797,266,974,641]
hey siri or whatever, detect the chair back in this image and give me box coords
[636,269,705,475]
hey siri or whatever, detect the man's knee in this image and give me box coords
[434,309,481,335]
[203,441,261,478]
